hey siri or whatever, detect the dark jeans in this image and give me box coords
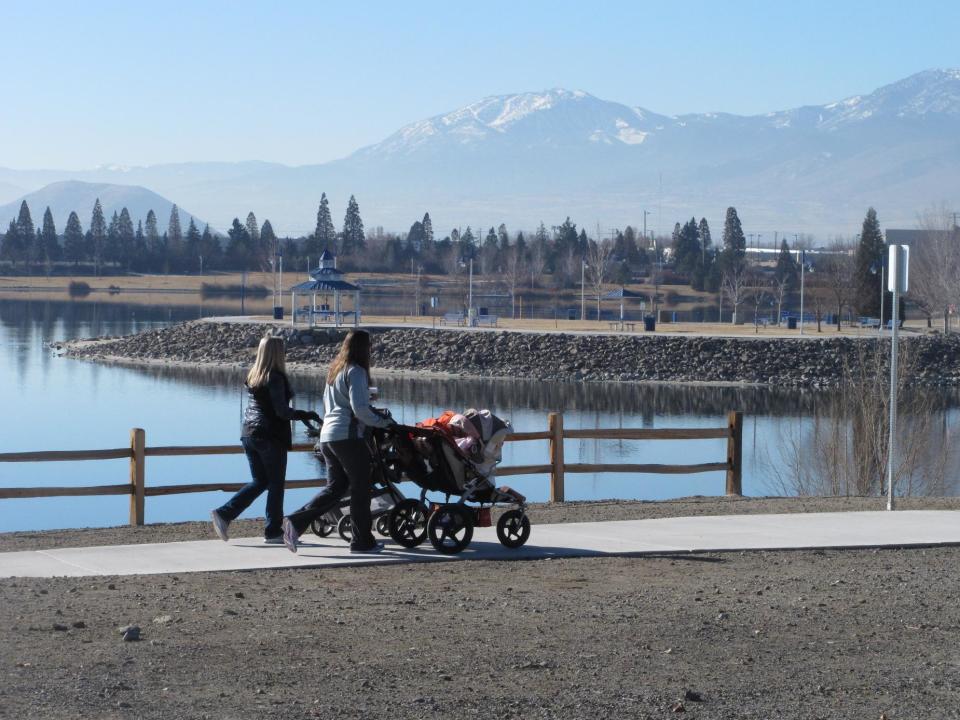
[217,436,288,538]
[286,439,375,546]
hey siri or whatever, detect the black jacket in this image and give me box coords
[241,370,307,449]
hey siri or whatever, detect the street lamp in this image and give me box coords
[459,257,474,324]
[870,256,886,334]
[580,259,588,321]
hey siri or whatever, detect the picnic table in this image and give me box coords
[608,321,637,332]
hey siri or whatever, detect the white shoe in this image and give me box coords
[211,510,230,542]
[282,518,299,554]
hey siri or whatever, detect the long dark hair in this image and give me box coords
[326,329,372,384]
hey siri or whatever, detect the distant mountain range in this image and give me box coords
[0,181,207,235]
[1,69,958,238]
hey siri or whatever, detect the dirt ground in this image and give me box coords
[2,497,960,719]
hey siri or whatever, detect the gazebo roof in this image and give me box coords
[601,287,645,300]
[290,278,360,292]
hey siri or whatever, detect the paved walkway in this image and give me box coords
[2,510,959,578]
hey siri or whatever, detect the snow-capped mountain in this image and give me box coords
[1,69,959,237]
[353,89,670,157]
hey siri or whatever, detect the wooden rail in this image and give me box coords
[0,411,743,525]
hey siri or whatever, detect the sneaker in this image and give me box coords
[281,517,299,554]
[263,536,284,545]
[211,510,230,542]
[350,541,384,554]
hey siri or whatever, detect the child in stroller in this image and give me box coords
[379,409,531,555]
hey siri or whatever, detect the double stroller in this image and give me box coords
[307,409,530,555]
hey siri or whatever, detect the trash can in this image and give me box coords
[273,306,284,320]
[644,315,656,332]
[787,317,797,330]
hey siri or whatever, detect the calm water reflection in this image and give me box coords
[2,298,958,532]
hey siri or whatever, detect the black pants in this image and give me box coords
[218,436,287,538]
[286,439,375,546]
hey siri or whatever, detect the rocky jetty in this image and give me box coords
[58,321,960,388]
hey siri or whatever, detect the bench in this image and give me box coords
[477,315,498,327]
[608,321,637,332]
[440,312,465,326]
[859,317,881,328]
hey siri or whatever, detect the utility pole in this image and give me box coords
[642,210,650,242]
[799,249,805,336]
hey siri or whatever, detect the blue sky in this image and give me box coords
[3,0,958,169]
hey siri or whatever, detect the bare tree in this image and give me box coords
[822,240,856,331]
[721,262,748,324]
[586,239,614,320]
[911,205,960,333]
[504,245,527,319]
[772,272,791,326]
[747,273,773,333]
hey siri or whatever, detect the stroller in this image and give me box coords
[303,416,406,543]
[378,409,531,555]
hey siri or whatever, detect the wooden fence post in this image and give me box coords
[548,412,565,502]
[130,428,146,526]
[726,411,743,496]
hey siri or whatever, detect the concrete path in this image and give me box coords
[2,510,959,578]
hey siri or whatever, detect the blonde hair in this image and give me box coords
[246,336,287,388]
[326,329,371,385]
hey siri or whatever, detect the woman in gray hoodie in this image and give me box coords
[281,329,393,553]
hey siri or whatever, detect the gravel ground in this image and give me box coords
[2,498,960,719]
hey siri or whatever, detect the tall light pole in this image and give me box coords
[580,259,587,321]
[799,249,806,336]
[468,257,473,316]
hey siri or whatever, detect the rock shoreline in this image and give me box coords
[58,320,960,387]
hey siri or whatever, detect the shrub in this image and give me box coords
[68,281,91,297]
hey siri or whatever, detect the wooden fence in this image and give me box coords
[0,411,743,526]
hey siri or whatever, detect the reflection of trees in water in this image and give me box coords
[759,342,960,497]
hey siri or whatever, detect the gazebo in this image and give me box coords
[289,248,361,327]
[600,287,646,326]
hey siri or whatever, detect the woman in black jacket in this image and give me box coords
[211,336,319,543]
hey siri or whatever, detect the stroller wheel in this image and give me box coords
[388,499,428,548]
[337,515,354,543]
[311,519,335,538]
[496,509,530,549]
[427,505,474,555]
[375,515,390,537]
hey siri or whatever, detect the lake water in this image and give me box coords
[2,297,958,532]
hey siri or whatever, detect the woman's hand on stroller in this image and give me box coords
[295,410,323,434]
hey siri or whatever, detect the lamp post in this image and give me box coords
[580,259,587,321]
[799,249,806,336]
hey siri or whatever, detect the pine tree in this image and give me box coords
[167,205,183,269]
[227,218,252,268]
[106,210,121,266]
[341,195,365,255]
[90,198,107,275]
[144,209,162,271]
[314,193,336,249]
[854,207,886,317]
[39,207,59,272]
[719,206,746,275]
[63,211,84,266]
[118,208,134,271]
[698,218,712,266]
[16,201,35,271]
[775,238,797,287]
[245,212,260,244]
[260,219,277,270]
[199,224,220,271]
[185,218,202,271]
[515,230,527,259]
[497,224,509,252]
[422,212,434,246]
[132,220,147,271]
[484,227,498,249]
[1,220,19,267]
